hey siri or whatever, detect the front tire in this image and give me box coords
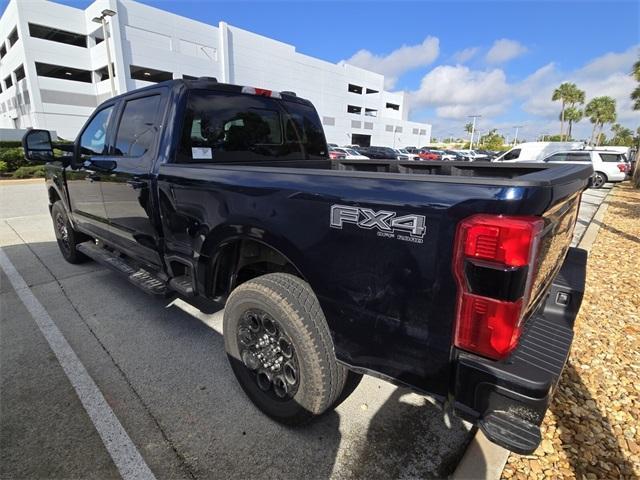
[591,171,607,189]
[51,201,89,264]
[223,273,347,425]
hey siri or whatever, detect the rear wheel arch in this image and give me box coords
[199,235,306,300]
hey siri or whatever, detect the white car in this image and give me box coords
[542,150,629,188]
[332,147,369,160]
[394,148,420,161]
[494,142,584,163]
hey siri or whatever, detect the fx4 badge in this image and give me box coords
[330,204,426,244]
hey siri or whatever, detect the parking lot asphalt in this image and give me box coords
[0,181,476,480]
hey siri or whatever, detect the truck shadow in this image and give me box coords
[550,362,635,478]
[1,240,477,480]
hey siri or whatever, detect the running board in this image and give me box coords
[77,241,168,296]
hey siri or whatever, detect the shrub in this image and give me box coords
[0,140,22,148]
[0,160,8,173]
[0,147,27,171]
[11,165,46,179]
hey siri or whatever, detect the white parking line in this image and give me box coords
[0,248,157,480]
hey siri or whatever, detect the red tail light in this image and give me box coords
[453,215,544,359]
[617,163,628,173]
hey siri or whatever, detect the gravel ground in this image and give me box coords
[502,183,640,479]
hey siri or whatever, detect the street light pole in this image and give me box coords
[93,9,117,98]
[512,125,523,146]
[468,115,481,150]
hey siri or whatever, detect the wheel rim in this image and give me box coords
[593,173,605,188]
[55,213,70,252]
[237,309,300,401]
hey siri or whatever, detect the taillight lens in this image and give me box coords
[617,163,627,173]
[453,215,544,360]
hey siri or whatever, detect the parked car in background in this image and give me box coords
[327,143,339,148]
[395,148,420,161]
[429,149,456,161]
[542,149,628,188]
[328,148,346,160]
[475,149,498,160]
[417,149,441,161]
[453,150,475,161]
[358,146,407,160]
[331,147,369,160]
[494,142,584,163]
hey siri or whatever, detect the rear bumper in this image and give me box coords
[452,247,587,454]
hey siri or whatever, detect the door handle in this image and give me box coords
[127,179,146,189]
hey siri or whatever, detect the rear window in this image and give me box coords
[599,153,623,162]
[178,91,327,163]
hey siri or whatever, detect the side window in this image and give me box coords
[599,153,621,162]
[546,153,568,162]
[503,148,520,160]
[80,105,114,156]
[180,92,286,162]
[114,95,161,157]
[567,153,591,162]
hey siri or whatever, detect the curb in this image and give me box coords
[451,186,615,480]
[576,188,613,251]
[0,178,45,185]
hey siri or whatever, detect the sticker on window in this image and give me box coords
[192,147,213,159]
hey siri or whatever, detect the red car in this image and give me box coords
[417,149,441,161]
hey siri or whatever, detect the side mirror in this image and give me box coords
[22,129,54,163]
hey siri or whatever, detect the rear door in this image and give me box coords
[101,89,167,268]
[67,102,117,238]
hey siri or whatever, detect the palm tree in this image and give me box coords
[585,96,617,146]
[464,122,473,134]
[632,59,640,111]
[552,83,585,140]
[563,107,583,140]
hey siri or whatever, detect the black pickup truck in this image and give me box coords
[23,78,592,454]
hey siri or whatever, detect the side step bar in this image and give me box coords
[77,241,167,296]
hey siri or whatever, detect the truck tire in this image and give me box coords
[51,201,89,264]
[591,171,607,189]
[224,273,347,425]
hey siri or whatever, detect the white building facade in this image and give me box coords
[0,0,431,146]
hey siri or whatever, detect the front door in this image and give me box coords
[66,103,116,238]
[101,91,166,268]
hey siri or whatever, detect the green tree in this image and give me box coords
[631,59,640,111]
[552,83,585,140]
[478,129,505,150]
[464,122,473,134]
[563,107,583,140]
[585,96,617,146]
[608,123,634,146]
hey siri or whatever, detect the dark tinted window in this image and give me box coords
[80,105,114,156]
[503,148,521,160]
[178,91,326,163]
[4,75,12,89]
[386,102,400,110]
[95,64,115,82]
[0,44,6,58]
[348,84,362,94]
[29,23,87,47]
[114,95,161,157]
[599,153,623,162]
[567,152,591,162]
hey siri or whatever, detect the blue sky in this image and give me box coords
[14,0,640,140]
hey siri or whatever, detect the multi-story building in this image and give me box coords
[0,0,431,146]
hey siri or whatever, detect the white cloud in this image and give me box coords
[343,36,439,89]
[409,65,511,119]
[485,39,528,64]
[521,46,640,129]
[453,47,479,63]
